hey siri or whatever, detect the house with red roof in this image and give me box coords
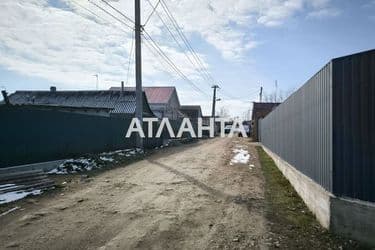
[110,86,185,120]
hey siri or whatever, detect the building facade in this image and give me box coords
[251,102,280,141]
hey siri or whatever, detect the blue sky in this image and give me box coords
[0,0,374,117]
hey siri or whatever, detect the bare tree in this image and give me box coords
[216,107,230,119]
[242,108,251,121]
[264,93,274,102]
[263,88,293,103]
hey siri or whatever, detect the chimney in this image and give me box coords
[121,81,124,96]
[50,86,57,92]
[1,90,10,105]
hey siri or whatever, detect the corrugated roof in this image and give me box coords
[7,90,153,115]
[110,86,176,104]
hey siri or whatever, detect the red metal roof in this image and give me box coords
[109,86,175,104]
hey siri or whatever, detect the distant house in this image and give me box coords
[6,88,155,117]
[110,86,184,120]
[180,105,202,119]
[201,115,212,126]
[251,102,280,141]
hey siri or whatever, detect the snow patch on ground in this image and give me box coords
[48,158,97,174]
[48,148,144,174]
[249,164,255,170]
[99,156,114,162]
[0,189,42,205]
[230,146,251,165]
[0,184,16,189]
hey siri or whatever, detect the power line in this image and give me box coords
[71,0,135,86]
[144,0,161,27]
[88,0,134,30]
[159,0,253,102]
[142,36,172,75]
[159,0,215,84]
[86,0,245,101]
[143,36,198,91]
[142,30,209,97]
[87,0,207,96]
[99,0,135,25]
[145,0,212,84]
[72,0,131,34]
[160,0,213,82]
[143,32,209,96]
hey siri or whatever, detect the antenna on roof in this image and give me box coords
[93,74,99,90]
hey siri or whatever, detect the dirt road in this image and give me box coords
[0,138,269,250]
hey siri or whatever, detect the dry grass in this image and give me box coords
[256,146,367,250]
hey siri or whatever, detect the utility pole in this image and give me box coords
[135,0,143,149]
[211,85,220,118]
[259,86,263,102]
[211,84,220,135]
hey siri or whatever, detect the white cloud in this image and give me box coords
[142,0,338,58]
[0,0,132,89]
[0,0,206,90]
[309,0,331,8]
[307,7,341,19]
[0,0,339,115]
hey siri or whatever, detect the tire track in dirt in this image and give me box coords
[0,138,269,250]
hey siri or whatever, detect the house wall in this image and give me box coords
[0,106,162,168]
[148,89,182,120]
[253,111,273,141]
[168,90,182,119]
[149,103,166,118]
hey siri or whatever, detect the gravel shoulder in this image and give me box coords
[0,138,268,250]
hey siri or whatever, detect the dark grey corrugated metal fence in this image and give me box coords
[0,106,196,168]
[0,106,162,168]
[259,62,333,192]
[260,49,375,202]
[332,51,375,202]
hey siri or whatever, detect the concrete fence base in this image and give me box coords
[331,197,375,246]
[261,145,375,246]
